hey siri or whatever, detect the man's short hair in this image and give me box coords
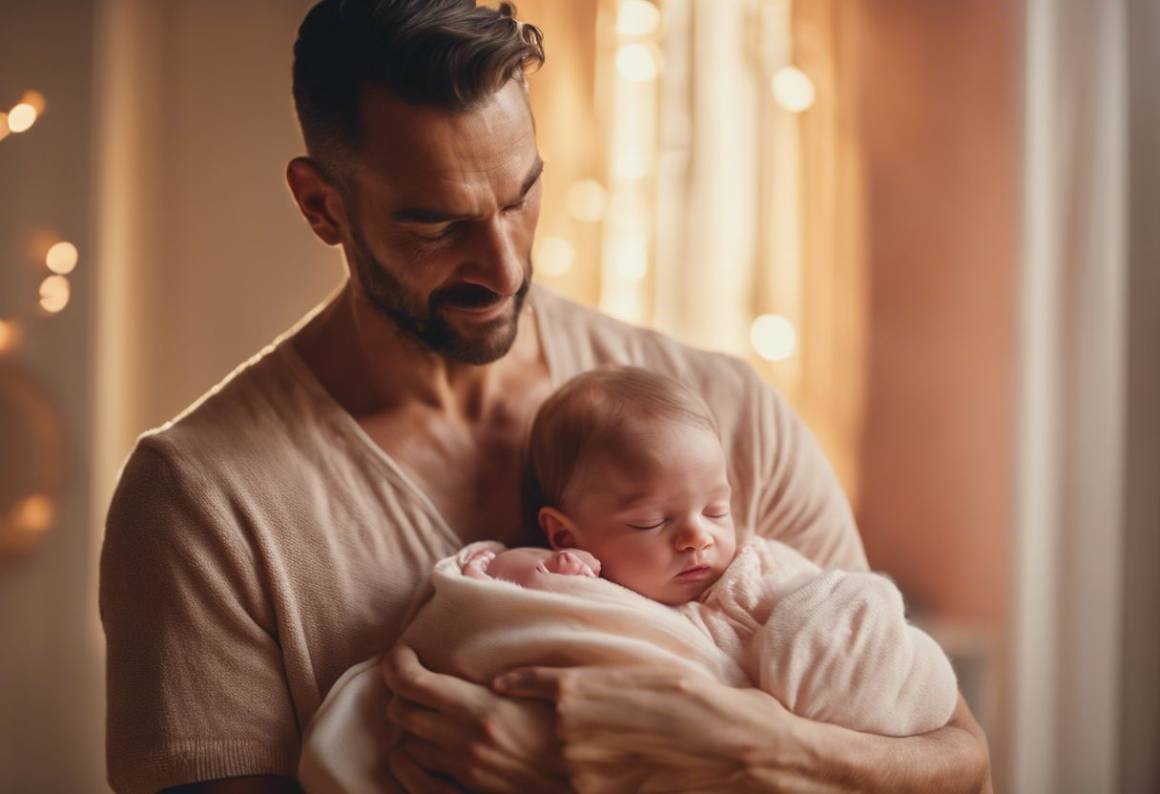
[292,0,545,167]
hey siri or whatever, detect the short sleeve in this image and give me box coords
[744,368,869,572]
[99,439,300,793]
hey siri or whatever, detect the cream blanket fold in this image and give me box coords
[299,539,957,793]
[298,541,749,793]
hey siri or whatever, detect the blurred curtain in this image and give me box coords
[523,0,868,502]
[1013,0,1132,792]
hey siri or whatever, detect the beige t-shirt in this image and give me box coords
[99,285,867,793]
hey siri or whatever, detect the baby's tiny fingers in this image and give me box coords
[462,549,496,578]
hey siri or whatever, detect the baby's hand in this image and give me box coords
[462,548,497,579]
[538,549,602,578]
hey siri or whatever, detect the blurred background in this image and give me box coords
[0,0,1156,792]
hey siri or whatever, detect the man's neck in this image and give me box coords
[292,282,543,422]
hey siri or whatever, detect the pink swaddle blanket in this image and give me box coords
[299,538,957,793]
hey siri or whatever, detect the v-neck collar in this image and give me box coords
[276,285,563,544]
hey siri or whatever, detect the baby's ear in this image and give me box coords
[539,507,576,550]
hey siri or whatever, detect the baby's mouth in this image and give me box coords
[676,564,713,580]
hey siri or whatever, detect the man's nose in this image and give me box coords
[463,215,525,296]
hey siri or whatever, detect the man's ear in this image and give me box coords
[286,156,349,246]
[539,507,577,550]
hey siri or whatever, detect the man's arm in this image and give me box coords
[163,776,302,794]
[102,441,300,792]
[494,667,992,794]
[742,693,991,794]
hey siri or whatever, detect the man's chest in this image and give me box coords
[358,407,538,546]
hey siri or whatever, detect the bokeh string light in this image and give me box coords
[565,179,608,223]
[45,241,79,275]
[6,103,37,133]
[533,235,576,278]
[616,0,661,38]
[2,91,45,138]
[771,66,816,113]
[0,320,23,356]
[39,275,71,314]
[616,43,660,83]
[750,313,797,362]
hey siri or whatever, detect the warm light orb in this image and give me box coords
[566,180,608,223]
[617,0,661,38]
[750,314,797,361]
[534,236,576,278]
[0,319,22,355]
[7,103,38,133]
[39,275,71,313]
[45,241,79,274]
[616,44,660,83]
[771,67,816,113]
[20,90,47,114]
[610,231,649,283]
[12,494,56,534]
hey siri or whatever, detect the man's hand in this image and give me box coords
[382,645,571,794]
[494,666,991,794]
[493,665,787,791]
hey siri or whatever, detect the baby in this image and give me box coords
[458,366,956,731]
[465,365,739,603]
[299,367,957,793]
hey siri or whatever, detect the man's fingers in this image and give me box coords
[382,645,485,714]
[387,695,469,747]
[389,744,462,794]
[401,736,514,794]
[491,666,567,700]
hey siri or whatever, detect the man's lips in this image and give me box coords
[445,295,511,319]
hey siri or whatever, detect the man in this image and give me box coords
[100,1,992,792]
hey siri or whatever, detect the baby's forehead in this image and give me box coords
[573,418,726,486]
[588,413,713,456]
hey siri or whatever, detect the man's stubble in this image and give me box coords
[347,219,532,366]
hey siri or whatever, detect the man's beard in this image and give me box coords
[349,224,532,365]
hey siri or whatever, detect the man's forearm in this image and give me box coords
[740,695,991,794]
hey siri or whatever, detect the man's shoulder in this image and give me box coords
[126,340,315,488]
[534,285,759,402]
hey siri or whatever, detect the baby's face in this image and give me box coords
[555,420,736,605]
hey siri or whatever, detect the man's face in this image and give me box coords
[560,420,738,606]
[340,80,544,364]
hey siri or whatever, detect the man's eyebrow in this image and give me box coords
[390,156,545,225]
[391,206,464,224]
[516,156,546,201]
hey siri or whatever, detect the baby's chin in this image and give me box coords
[652,573,723,606]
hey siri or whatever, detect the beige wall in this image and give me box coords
[0,3,104,791]
[94,0,342,465]
[850,1,1017,627]
[847,5,1018,783]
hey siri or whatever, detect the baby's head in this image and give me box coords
[524,366,736,605]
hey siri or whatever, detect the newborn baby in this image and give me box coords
[300,367,957,793]
[464,366,957,730]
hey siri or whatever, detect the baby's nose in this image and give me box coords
[676,522,714,550]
